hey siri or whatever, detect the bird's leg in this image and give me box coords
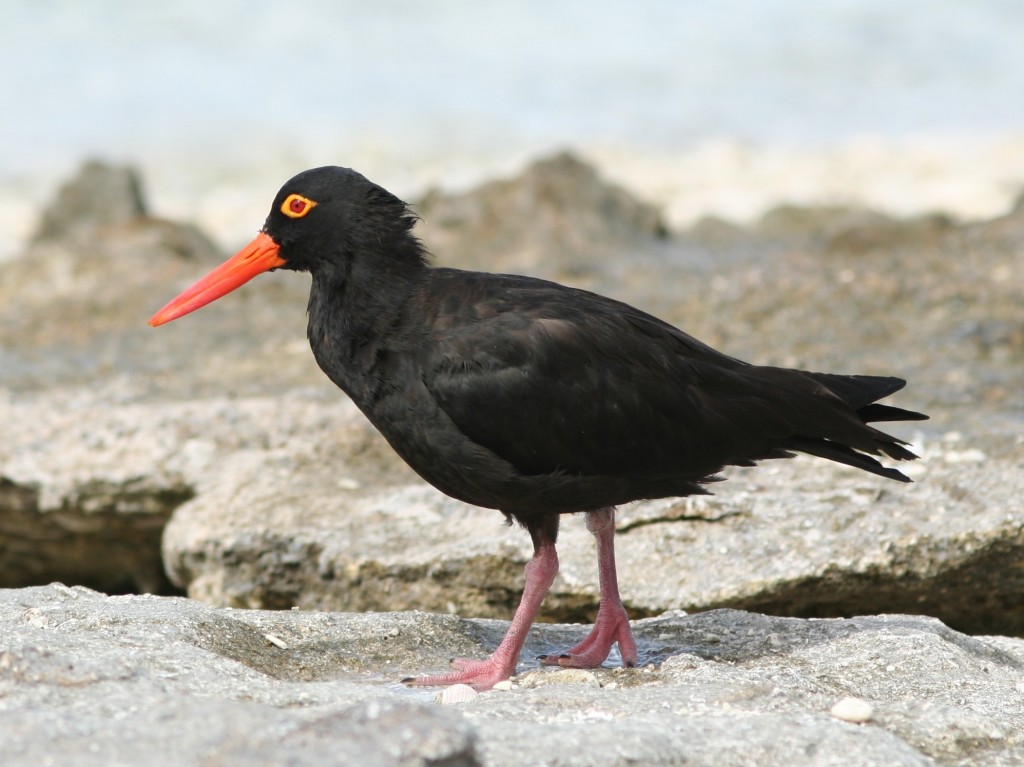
[404,524,559,691]
[540,507,637,669]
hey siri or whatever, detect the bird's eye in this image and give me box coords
[281,193,317,219]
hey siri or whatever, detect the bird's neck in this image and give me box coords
[306,256,425,404]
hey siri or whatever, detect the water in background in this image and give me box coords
[2,0,1024,253]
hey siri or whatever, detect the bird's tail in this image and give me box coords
[779,373,928,482]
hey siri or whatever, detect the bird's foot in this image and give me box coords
[402,655,517,691]
[539,605,637,669]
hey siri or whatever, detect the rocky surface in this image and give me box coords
[1,155,1022,764]
[2,585,1023,766]
[4,387,1021,636]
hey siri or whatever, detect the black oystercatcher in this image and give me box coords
[150,166,927,690]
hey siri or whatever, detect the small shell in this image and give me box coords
[264,633,289,650]
[830,697,873,723]
[492,680,514,692]
[435,683,478,705]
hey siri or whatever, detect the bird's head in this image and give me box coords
[149,166,420,327]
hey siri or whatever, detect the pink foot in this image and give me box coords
[403,655,517,691]
[404,528,560,692]
[540,602,638,668]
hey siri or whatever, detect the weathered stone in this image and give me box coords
[0,474,189,594]
[4,383,1022,636]
[1,586,1022,766]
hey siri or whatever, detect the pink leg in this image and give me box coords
[541,508,637,669]
[404,529,559,691]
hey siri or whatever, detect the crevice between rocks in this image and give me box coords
[170,523,1024,637]
[0,475,193,596]
[699,532,1024,636]
[616,508,744,534]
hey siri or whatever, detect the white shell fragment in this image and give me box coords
[264,633,289,650]
[830,696,874,723]
[435,683,479,705]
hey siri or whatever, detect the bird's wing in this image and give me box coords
[417,275,802,481]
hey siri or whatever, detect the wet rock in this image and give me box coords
[2,585,1023,766]
[416,151,668,276]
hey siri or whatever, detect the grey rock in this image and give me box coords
[4,384,1023,637]
[0,472,190,594]
[415,151,668,276]
[158,429,1024,636]
[1,585,1022,766]
[755,203,956,254]
[31,160,147,244]
[0,161,232,396]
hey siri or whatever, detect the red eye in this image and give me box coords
[281,193,317,219]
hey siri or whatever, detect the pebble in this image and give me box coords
[830,697,874,724]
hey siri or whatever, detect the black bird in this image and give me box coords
[150,166,927,690]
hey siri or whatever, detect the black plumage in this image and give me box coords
[150,166,927,690]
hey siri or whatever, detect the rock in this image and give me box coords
[0,160,314,396]
[31,160,147,244]
[415,151,668,276]
[5,382,1023,636]
[0,473,190,595]
[518,667,601,688]
[758,204,891,241]
[826,212,957,254]
[755,203,957,254]
[0,389,398,598]
[158,428,1024,636]
[2,585,1023,766]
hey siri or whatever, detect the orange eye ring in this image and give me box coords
[281,193,317,219]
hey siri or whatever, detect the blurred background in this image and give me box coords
[2,0,1024,258]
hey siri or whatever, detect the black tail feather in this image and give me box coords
[858,403,930,423]
[806,373,907,409]
[773,371,928,481]
[782,436,913,482]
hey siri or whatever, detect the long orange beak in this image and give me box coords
[149,232,286,326]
